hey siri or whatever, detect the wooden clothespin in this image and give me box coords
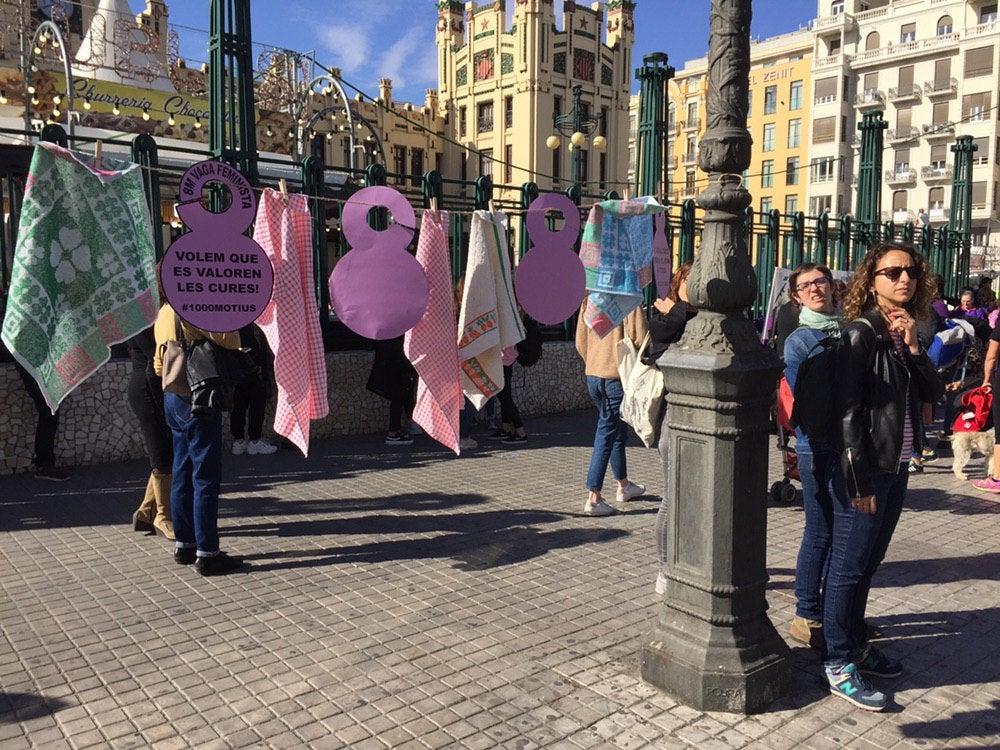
[278,178,289,202]
[93,140,102,170]
[488,197,496,214]
[622,185,632,202]
[429,195,439,212]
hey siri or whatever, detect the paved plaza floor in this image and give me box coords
[0,409,997,749]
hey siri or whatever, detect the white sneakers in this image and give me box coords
[616,481,646,503]
[583,498,616,516]
[458,437,478,450]
[232,439,278,456]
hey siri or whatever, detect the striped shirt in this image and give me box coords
[890,330,914,465]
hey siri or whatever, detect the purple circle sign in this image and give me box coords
[161,161,274,332]
[329,186,429,340]
[515,194,586,325]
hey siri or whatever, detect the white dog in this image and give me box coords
[950,431,996,480]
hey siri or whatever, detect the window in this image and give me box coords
[934,59,952,89]
[899,23,916,44]
[552,145,561,185]
[600,107,609,138]
[789,80,803,110]
[897,65,914,94]
[761,159,774,188]
[981,4,997,23]
[972,136,989,165]
[892,190,908,212]
[965,46,994,78]
[687,101,699,128]
[929,187,945,209]
[937,15,953,35]
[554,96,562,118]
[930,143,948,168]
[932,101,949,126]
[972,181,988,209]
[785,195,798,215]
[830,0,844,15]
[479,149,493,178]
[477,101,494,133]
[786,156,800,185]
[809,195,833,215]
[962,92,991,122]
[684,170,696,194]
[764,85,777,115]
[685,139,697,162]
[393,146,406,175]
[574,148,588,185]
[813,116,836,144]
[894,148,910,171]
[504,144,513,183]
[814,77,837,104]
[762,123,775,152]
[811,156,835,183]
[505,96,513,129]
[788,118,801,148]
[760,197,773,214]
[865,31,881,51]
[599,152,607,190]
[410,148,424,187]
[829,38,841,55]
[459,106,467,138]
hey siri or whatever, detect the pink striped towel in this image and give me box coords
[404,210,462,455]
[254,189,329,457]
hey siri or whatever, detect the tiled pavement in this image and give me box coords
[0,409,998,749]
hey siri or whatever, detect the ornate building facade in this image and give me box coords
[435,0,637,198]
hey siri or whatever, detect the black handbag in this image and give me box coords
[186,339,256,417]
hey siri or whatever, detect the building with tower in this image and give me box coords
[435,0,637,198]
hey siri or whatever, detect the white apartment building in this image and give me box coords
[809,0,1000,248]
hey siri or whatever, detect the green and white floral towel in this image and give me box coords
[1,142,159,413]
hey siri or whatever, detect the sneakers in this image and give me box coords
[827,664,887,711]
[583,498,616,516]
[385,432,414,446]
[35,466,70,482]
[615,481,646,503]
[458,437,478,450]
[247,439,278,455]
[921,448,938,463]
[972,476,1000,493]
[231,439,247,456]
[501,433,527,444]
[174,547,197,565]
[907,459,923,474]
[789,616,825,650]
[407,422,424,436]
[856,646,902,679]
[487,429,510,441]
[195,552,246,576]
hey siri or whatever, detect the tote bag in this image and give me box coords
[617,333,666,447]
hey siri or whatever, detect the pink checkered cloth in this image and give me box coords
[253,189,329,457]
[404,210,461,454]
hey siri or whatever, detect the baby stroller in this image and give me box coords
[771,374,799,503]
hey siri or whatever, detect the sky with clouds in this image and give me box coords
[163,0,813,103]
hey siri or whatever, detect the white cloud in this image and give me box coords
[316,24,370,72]
[377,27,437,91]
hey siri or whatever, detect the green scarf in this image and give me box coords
[799,307,843,339]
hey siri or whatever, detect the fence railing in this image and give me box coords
[0,124,976,354]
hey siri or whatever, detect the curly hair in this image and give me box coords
[841,241,935,322]
[787,262,833,305]
[668,262,693,304]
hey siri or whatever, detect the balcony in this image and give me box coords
[882,210,916,224]
[813,12,857,32]
[965,20,998,41]
[922,165,953,182]
[683,118,700,132]
[888,85,921,104]
[887,126,919,144]
[811,173,835,184]
[929,206,951,221]
[477,116,493,134]
[854,89,885,109]
[922,122,955,139]
[885,167,917,185]
[682,153,697,166]
[925,78,957,98]
[814,53,848,70]
[814,94,839,106]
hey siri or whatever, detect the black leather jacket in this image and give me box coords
[837,309,945,498]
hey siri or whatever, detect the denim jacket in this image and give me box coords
[783,326,833,454]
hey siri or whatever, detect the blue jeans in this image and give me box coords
[164,392,223,555]
[586,376,628,492]
[793,449,841,620]
[823,466,908,666]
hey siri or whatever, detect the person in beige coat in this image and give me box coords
[575,306,649,515]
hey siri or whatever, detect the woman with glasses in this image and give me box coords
[827,242,943,710]
[782,263,844,652]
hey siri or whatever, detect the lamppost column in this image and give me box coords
[640,0,790,714]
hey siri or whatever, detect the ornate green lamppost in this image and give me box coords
[546,84,607,188]
[634,52,673,198]
[641,0,790,714]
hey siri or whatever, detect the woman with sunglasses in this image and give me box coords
[827,242,944,710]
[782,263,844,651]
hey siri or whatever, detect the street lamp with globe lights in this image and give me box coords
[547,84,606,188]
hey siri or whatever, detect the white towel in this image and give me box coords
[457,211,524,410]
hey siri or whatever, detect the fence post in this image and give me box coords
[474,175,493,211]
[901,221,914,243]
[421,170,443,208]
[787,211,805,269]
[300,155,330,347]
[815,212,829,265]
[518,182,539,260]
[835,215,851,271]
[679,199,696,264]
[130,134,164,261]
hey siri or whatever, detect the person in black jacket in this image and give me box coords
[648,263,697,595]
[825,241,944,711]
